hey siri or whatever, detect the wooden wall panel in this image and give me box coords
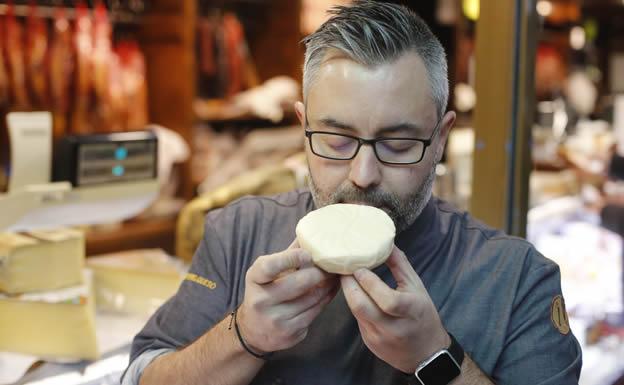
[244,0,303,83]
[470,0,536,236]
[139,1,196,198]
[470,0,516,230]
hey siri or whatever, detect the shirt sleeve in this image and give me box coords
[120,348,174,385]
[127,214,236,367]
[491,249,582,384]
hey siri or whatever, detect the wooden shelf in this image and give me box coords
[86,216,176,257]
[193,98,255,123]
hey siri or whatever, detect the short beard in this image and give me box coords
[307,164,436,233]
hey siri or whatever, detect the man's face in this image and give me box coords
[296,51,455,232]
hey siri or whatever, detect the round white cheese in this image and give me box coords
[295,204,396,274]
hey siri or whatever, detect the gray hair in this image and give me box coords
[302,0,449,119]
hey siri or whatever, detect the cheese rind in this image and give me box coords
[0,271,99,361]
[296,204,396,274]
[0,229,84,294]
[86,249,186,315]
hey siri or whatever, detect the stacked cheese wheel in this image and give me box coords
[296,204,396,274]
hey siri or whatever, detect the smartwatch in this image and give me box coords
[407,333,464,385]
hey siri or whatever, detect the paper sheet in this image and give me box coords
[0,353,39,385]
[95,312,150,354]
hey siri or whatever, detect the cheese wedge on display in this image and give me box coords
[296,204,396,274]
[0,271,99,360]
[86,249,187,316]
[0,229,85,294]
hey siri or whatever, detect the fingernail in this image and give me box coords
[354,269,365,280]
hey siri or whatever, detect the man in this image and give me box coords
[124,2,582,384]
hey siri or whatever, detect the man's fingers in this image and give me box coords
[279,280,337,316]
[341,275,385,322]
[288,238,300,249]
[385,246,426,291]
[287,289,334,332]
[268,266,334,301]
[287,238,315,269]
[354,268,412,317]
[248,249,312,284]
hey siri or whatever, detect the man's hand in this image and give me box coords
[341,246,450,374]
[237,240,339,354]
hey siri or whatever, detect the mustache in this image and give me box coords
[330,185,398,208]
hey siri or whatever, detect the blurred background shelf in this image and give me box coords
[85,216,176,257]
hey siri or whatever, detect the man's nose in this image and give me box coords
[348,144,382,190]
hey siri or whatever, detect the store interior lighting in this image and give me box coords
[462,0,479,21]
[570,26,586,50]
[536,0,553,17]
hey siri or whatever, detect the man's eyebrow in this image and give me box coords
[317,117,355,131]
[316,117,426,136]
[377,123,425,136]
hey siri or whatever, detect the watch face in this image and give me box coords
[417,351,461,384]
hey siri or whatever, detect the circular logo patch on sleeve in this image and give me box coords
[551,295,570,335]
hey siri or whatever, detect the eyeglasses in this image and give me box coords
[305,119,442,165]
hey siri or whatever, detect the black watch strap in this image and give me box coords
[447,333,464,367]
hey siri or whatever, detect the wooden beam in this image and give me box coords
[471,0,516,230]
[139,0,197,199]
[470,0,536,236]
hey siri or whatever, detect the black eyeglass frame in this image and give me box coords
[304,115,443,165]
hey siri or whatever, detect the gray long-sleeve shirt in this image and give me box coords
[124,189,582,384]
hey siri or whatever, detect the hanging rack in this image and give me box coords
[0,3,143,24]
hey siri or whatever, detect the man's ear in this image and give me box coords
[436,111,456,163]
[294,101,305,127]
